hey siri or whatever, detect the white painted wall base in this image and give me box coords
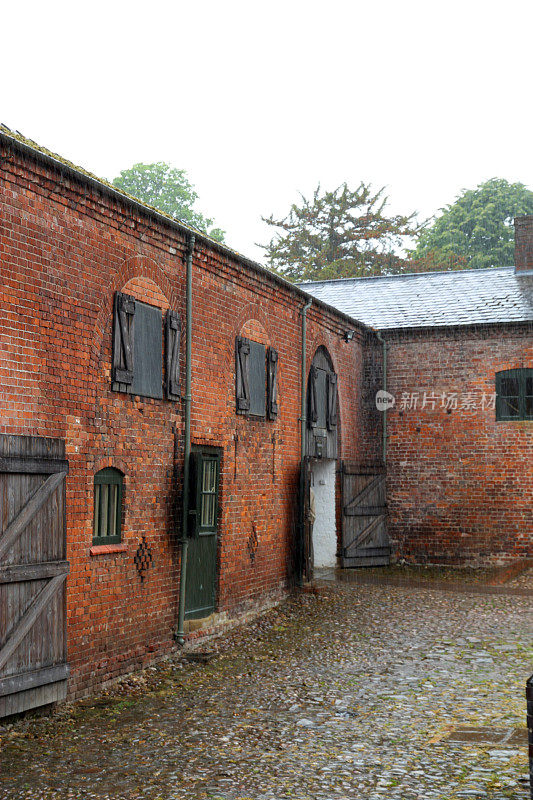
[311,459,337,568]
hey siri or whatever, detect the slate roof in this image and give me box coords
[300,267,533,330]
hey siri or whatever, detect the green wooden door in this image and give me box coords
[185,449,221,620]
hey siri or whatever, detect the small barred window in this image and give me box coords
[495,368,533,421]
[93,468,124,545]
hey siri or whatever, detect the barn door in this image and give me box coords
[0,435,69,717]
[341,463,389,567]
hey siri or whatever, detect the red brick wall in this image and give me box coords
[381,325,533,564]
[515,215,533,274]
[0,143,368,696]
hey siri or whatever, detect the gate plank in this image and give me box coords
[0,561,69,584]
[0,680,67,718]
[0,457,69,475]
[0,663,70,697]
[344,514,386,554]
[0,573,67,671]
[343,475,384,514]
[0,472,66,561]
[346,504,387,517]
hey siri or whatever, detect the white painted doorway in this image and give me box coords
[311,459,337,568]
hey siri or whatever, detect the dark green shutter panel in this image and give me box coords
[166,310,181,401]
[235,337,250,414]
[112,292,135,389]
[525,371,533,419]
[327,372,338,430]
[308,365,318,428]
[496,369,521,420]
[187,451,200,537]
[267,347,279,420]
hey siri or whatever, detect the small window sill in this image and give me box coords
[496,418,533,423]
[90,543,128,557]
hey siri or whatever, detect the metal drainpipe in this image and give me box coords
[376,331,388,464]
[176,233,196,645]
[298,299,312,584]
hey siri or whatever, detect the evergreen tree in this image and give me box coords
[261,182,417,281]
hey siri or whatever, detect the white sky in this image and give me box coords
[2,0,532,262]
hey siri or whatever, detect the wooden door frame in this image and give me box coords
[184,445,222,620]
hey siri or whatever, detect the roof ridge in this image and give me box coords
[301,265,514,286]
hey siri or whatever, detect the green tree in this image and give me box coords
[112,162,225,242]
[412,178,533,270]
[261,182,417,282]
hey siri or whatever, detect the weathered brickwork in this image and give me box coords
[381,324,533,565]
[3,132,529,705]
[0,140,370,697]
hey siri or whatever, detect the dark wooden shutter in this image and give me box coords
[248,342,266,417]
[112,292,135,391]
[235,337,250,414]
[166,310,181,401]
[131,302,163,400]
[327,372,338,430]
[308,365,318,428]
[0,435,69,718]
[267,347,279,420]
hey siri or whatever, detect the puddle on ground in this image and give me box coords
[316,567,532,596]
[445,727,529,745]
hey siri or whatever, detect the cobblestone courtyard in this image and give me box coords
[0,573,531,800]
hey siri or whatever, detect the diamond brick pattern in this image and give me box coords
[134,536,153,583]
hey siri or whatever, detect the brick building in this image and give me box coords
[303,235,533,565]
[0,123,531,716]
[0,126,380,713]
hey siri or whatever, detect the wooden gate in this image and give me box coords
[0,435,69,717]
[340,463,389,567]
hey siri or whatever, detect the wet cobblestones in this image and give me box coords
[0,578,531,799]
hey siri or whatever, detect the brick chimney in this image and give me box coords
[514,216,533,275]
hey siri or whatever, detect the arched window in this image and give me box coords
[306,347,338,459]
[496,368,533,421]
[93,468,124,544]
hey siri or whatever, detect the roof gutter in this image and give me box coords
[298,299,312,586]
